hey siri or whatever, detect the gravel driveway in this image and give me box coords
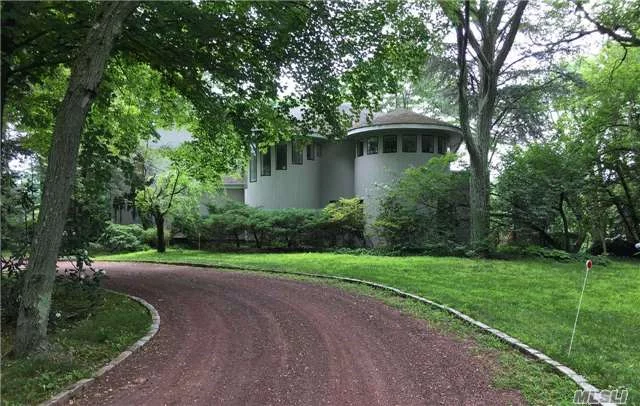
[72,262,524,405]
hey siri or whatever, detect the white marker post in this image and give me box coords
[568,259,593,357]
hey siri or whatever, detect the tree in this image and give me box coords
[555,44,640,245]
[494,143,587,252]
[437,1,528,251]
[135,150,200,254]
[15,1,137,356]
[572,0,640,47]
[9,0,435,356]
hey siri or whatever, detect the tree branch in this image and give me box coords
[495,1,528,71]
[574,1,640,47]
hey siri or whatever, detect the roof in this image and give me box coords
[348,109,463,152]
[352,109,453,128]
[222,175,245,188]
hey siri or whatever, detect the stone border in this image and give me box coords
[113,259,615,406]
[39,290,160,406]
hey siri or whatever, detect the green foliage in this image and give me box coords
[97,222,144,253]
[1,291,150,405]
[1,254,106,329]
[374,154,469,251]
[323,198,365,245]
[183,200,365,250]
[494,143,587,252]
[553,44,640,250]
[141,227,169,249]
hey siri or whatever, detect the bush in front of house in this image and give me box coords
[97,222,145,252]
[374,154,469,252]
[181,198,365,250]
[322,198,365,247]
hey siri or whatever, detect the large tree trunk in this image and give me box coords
[15,2,137,357]
[468,154,490,245]
[155,213,166,253]
[444,0,527,251]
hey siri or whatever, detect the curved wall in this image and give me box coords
[353,131,448,222]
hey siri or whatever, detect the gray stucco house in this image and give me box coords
[244,109,463,223]
[113,109,463,229]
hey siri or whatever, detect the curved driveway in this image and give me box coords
[74,262,523,405]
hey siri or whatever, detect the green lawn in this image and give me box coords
[100,249,639,404]
[1,291,151,405]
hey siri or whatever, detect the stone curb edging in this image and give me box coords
[113,259,614,406]
[39,290,161,406]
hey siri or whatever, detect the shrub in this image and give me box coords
[1,252,105,330]
[374,155,469,251]
[97,222,144,252]
[323,198,365,247]
[174,199,365,250]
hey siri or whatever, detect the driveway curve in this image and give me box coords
[73,262,523,405]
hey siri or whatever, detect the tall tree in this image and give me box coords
[8,0,433,356]
[556,44,640,245]
[15,1,137,356]
[438,0,528,250]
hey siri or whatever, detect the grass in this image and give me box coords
[100,249,640,404]
[1,291,151,405]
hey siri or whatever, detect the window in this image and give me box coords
[437,136,447,154]
[249,152,257,182]
[402,135,417,152]
[306,143,315,161]
[276,143,287,170]
[422,135,434,153]
[261,148,271,176]
[356,140,364,157]
[383,135,397,153]
[316,142,322,158]
[292,142,303,164]
[367,137,378,154]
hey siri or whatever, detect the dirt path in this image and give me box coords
[72,262,523,405]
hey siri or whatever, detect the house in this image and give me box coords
[113,109,464,234]
[246,109,463,224]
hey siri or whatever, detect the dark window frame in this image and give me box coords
[356,140,364,157]
[383,135,397,153]
[437,136,447,154]
[276,143,287,170]
[367,136,379,155]
[292,142,303,165]
[316,142,322,158]
[306,143,315,161]
[261,148,271,176]
[402,135,417,153]
[249,152,257,182]
[422,135,434,153]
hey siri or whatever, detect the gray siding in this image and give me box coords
[319,141,355,205]
[245,143,321,209]
[354,135,438,222]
